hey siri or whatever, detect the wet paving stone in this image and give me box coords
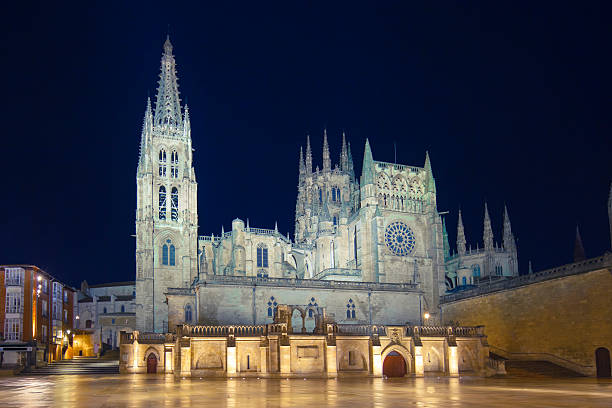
[0,374,610,407]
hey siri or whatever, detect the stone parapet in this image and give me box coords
[442,253,612,303]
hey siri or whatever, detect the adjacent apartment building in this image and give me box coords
[0,265,76,368]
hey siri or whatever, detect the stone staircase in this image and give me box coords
[505,360,584,377]
[24,356,119,376]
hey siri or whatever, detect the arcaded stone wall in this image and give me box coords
[440,267,612,375]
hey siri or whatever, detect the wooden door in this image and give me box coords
[147,353,158,374]
[596,348,611,378]
[383,351,406,377]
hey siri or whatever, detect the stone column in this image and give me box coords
[259,346,268,374]
[227,346,237,375]
[326,344,337,377]
[414,345,424,376]
[447,345,459,376]
[180,345,191,377]
[372,344,382,376]
[279,345,291,374]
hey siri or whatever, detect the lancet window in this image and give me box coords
[472,264,481,277]
[159,186,167,220]
[331,186,341,202]
[307,297,318,318]
[171,150,179,178]
[159,149,167,177]
[171,187,179,221]
[257,244,268,268]
[346,298,356,319]
[267,296,278,318]
[184,304,192,322]
[162,239,176,266]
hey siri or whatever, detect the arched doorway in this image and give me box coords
[595,347,611,378]
[147,353,158,374]
[383,351,406,377]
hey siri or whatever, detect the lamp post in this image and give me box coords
[423,312,430,326]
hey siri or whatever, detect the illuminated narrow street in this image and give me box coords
[1,375,610,407]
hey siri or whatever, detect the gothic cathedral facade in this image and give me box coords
[135,39,519,333]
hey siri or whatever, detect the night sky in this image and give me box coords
[3,2,611,287]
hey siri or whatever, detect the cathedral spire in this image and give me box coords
[347,142,355,180]
[322,129,331,171]
[305,135,313,174]
[442,217,450,259]
[457,209,466,256]
[424,151,436,193]
[361,138,374,186]
[137,98,153,174]
[574,225,586,262]
[154,36,183,129]
[340,132,349,171]
[483,202,494,251]
[502,204,516,251]
[298,146,305,184]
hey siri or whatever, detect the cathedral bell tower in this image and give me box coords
[135,37,198,333]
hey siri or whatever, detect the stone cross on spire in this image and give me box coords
[154,36,183,129]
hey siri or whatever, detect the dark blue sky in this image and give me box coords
[2,2,611,286]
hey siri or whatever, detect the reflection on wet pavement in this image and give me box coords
[0,374,610,407]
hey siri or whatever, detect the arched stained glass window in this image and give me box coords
[169,243,176,266]
[472,264,481,277]
[159,186,167,220]
[171,151,179,178]
[185,304,192,322]
[307,297,317,318]
[267,296,278,318]
[257,244,268,268]
[162,243,169,265]
[162,239,175,266]
[346,298,356,319]
[159,149,167,177]
[171,187,179,221]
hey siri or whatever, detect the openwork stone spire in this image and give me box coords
[154,36,183,129]
[502,205,516,252]
[322,129,331,171]
[305,135,313,174]
[457,209,466,256]
[340,132,349,171]
[483,202,494,251]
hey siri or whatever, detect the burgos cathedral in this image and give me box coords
[134,38,518,337]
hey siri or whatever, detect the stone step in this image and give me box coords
[505,360,584,377]
[22,358,119,376]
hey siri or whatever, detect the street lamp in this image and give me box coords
[423,312,430,326]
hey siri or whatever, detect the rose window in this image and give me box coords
[385,222,416,256]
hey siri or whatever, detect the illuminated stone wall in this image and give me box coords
[440,265,612,376]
